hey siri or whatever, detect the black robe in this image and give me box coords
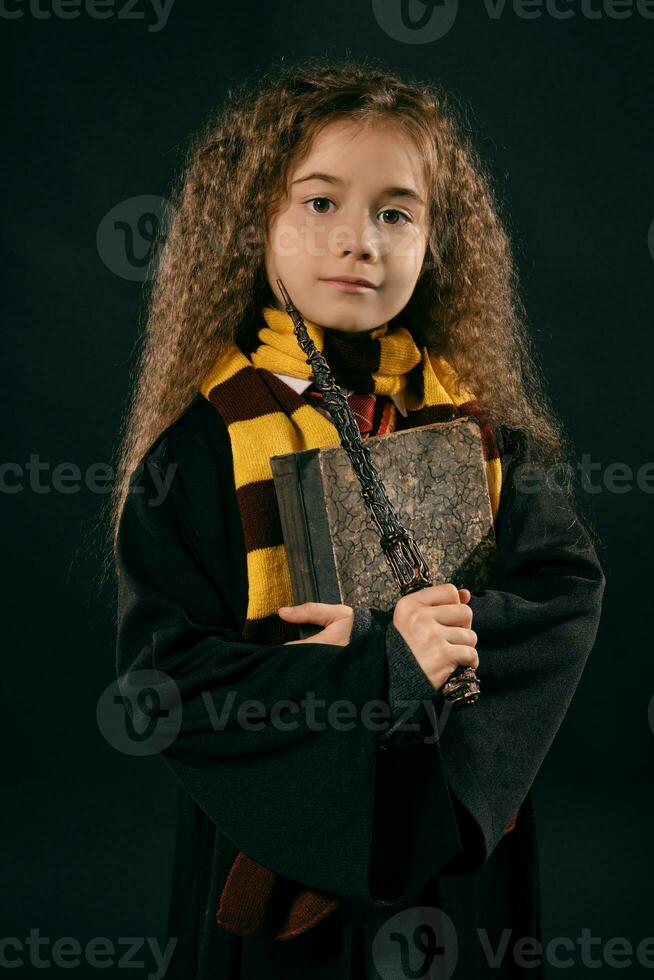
[114,393,605,979]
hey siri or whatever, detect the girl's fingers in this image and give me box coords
[278,602,345,625]
[444,626,478,647]
[447,643,480,669]
[408,584,471,608]
[429,603,474,627]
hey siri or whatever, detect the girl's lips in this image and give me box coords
[320,278,376,293]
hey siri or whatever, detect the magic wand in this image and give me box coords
[276,277,480,708]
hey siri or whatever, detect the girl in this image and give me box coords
[109,57,605,979]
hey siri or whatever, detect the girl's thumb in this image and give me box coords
[278,603,330,624]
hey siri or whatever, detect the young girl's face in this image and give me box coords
[264,119,430,335]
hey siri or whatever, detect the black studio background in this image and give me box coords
[3,3,653,977]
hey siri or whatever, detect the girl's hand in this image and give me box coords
[279,602,354,646]
[392,583,478,690]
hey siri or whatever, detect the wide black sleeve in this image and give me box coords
[436,429,606,874]
[352,606,444,748]
[114,439,462,908]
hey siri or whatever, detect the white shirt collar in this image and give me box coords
[273,372,408,417]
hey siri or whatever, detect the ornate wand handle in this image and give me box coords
[276,279,480,708]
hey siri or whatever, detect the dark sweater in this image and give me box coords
[114,393,605,979]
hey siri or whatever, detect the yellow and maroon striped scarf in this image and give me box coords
[200,305,502,645]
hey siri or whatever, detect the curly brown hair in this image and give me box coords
[98,54,578,591]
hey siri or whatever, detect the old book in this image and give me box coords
[270,416,496,638]
[270,416,497,638]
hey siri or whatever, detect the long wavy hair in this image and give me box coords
[98,55,583,591]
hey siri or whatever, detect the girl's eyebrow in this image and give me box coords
[291,171,425,206]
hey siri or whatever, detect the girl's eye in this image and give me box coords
[304,199,411,224]
[379,208,410,226]
[306,197,334,214]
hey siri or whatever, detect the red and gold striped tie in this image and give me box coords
[306,386,377,438]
